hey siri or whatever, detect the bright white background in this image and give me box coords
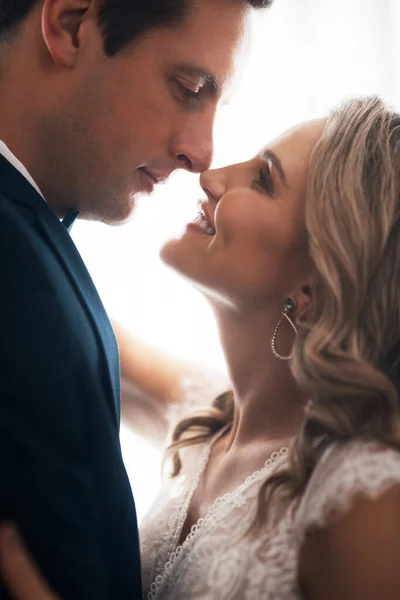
[71,0,400,521]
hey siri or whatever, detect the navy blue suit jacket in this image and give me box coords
[0,156,142,599]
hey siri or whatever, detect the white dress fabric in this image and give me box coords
[140,433,400,600]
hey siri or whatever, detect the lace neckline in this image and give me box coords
[170,425,230,551]
[148,428,289,600]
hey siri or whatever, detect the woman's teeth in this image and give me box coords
[193,212,215,235]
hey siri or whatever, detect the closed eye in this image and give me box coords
[173,77,203,105]
[179,82,201,99]
[254,165,274,196]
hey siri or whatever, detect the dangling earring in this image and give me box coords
[271,297,298,361]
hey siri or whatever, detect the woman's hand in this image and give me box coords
[0,523,60,600]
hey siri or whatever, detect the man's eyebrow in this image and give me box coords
[176,65,220,97]
[262,149,288,188]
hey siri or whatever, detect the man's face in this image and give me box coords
[43,0,249,223]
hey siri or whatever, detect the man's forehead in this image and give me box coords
[171,38,250,103]
[167,1,250,86]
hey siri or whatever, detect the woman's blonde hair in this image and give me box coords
[164,96,400,530]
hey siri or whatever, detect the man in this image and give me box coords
[0,0,271,598]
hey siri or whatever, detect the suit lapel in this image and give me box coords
[36,207,121,426]
[0,155,120,426]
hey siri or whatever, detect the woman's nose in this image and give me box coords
[200,169,226,202]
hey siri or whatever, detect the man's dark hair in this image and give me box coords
[0,0,273,55]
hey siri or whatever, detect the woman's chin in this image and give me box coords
[159,239,178,268]
[158,240,200,286]
[158,240,191,280]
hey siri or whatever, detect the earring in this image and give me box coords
[271,298,298,361]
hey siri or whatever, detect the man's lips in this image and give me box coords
[138,168,156,193]
[140,167,170,185]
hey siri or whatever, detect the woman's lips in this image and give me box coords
[187,204,216,236]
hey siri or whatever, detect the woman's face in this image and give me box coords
[161,119,326,306]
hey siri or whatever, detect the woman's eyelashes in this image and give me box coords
[254,165,274,196]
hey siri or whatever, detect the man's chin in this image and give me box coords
[105,204,137,226]
[80,195,137,226]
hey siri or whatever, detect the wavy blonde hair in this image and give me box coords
[164,96,400,530]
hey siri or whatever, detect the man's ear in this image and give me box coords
[41,0,96,68]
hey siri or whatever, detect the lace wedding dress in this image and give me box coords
[140,432,400,599]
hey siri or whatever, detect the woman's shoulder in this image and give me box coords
[295,439,400,536]
[295,441,400,597]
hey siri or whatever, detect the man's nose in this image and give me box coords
[171,113,214,173]
[174,137,213,173]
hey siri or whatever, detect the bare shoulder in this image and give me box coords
[299,482,400,600]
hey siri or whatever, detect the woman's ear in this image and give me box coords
[291,282,314,320]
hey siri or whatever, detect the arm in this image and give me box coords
[113,320,198,406]
[113,321,227,439]
[0,524,59,600]
[299,484,400,599]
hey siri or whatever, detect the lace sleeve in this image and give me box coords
[167,369,229,428]
[295,440,400,542]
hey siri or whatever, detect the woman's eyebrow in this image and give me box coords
[262,149,288,188]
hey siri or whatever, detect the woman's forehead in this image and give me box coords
[257,119,327,184]
[259,118,327,158]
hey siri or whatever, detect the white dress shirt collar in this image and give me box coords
[0,140,45,201]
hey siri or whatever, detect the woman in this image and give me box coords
[2,96,400,599]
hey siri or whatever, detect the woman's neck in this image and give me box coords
[214,303,308,452]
